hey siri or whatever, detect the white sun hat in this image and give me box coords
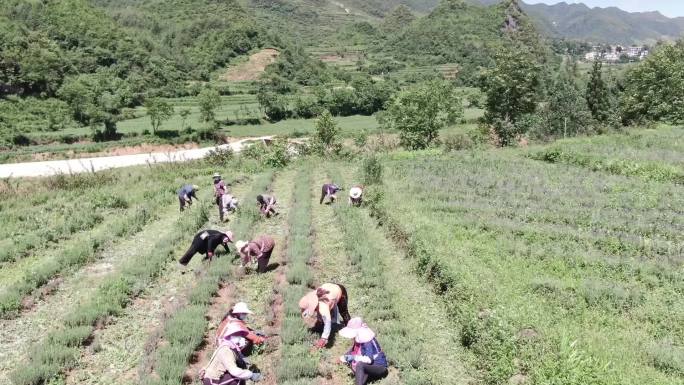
[213,172,221,178]
[223,230,234,243]
[349,187,362,199]
[235,240,248,251]
[232,302,253,315]
[339,317,376,343]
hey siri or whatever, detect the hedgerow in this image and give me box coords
[141,171,274,385]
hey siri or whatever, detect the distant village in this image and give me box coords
[584,45,649,62]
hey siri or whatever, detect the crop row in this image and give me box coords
[528,146,684,184]
[141,171,274,385]
[326,166,434,385]
[10,193,212,385]
[375,151,683,385]
[0,197,164,318]
[277,166,319,385]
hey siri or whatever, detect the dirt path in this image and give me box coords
[0,136,274,178]
[61,181,253,385]
[220,49,280,82]
[0,202,183,385]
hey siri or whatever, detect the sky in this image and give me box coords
[527,1,684,18]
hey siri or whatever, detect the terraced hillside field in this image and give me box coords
[1,127,682,385]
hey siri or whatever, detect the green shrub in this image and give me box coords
[648,339,684,375]
[361,154,383,185]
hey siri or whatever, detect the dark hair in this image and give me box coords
[256,195,264,203]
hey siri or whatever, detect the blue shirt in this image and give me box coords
[178,184,196,198]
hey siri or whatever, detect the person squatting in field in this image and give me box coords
[256,194,278,218]
[235,235,275,273]
[179,229,234,266]
[299,282,351,348]
[320,183,342,204]
[216,302,266,351]
[213,172,229,221]
[348,185,363,206]
[339,317,388,385]
[178,184,199,212]
[200,324,263,385]
[222,194,239,215]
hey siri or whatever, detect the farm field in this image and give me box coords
[1,126,681,385]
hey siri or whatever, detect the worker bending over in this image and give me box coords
[222,194,239,215]
[213,173,229,221]
[320,183,342,204]
[256,194,278,218]
[200,324,263,384]
[179,229,233,266]
[348,186,363,206]
[235,235,275,273]
[178,184,199,212]
[339,317,388,385]
[216,302,266,350]
[298,283,351,348]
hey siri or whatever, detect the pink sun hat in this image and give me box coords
[339,317,376,343]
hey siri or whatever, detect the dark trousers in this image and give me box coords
[355,362,388,385]
[337,283,351,324]
[202,373,244,385]
[216,196,224,220]
[179,239,202,266]
[256,249,273,273]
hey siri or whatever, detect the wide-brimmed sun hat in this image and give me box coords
[221,323,249,338]
[235,240,248,251]
[339,317,375,343]
[213,172,221,178]
[349,187,362,199]
[222,230,234,243]
[232,302,253,315]
[298,291,319,317]
[192,184,199,190]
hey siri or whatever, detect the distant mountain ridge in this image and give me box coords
[471,0,684,43]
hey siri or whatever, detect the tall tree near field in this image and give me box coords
[382,81,463,150]
[586,60,610,123]
[313,109,341,154]
[179,108,191,131]
[197,88,221,129]
[536,75,593,139]
[482,47,541,146]
[621,40,684,124]
[144,98,173,135]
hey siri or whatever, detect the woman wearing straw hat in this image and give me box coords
[213,172,229,221]
[178,184,200,212]
[339,317,388,385]
[200,323,264,384]
[235,235,275,273]
[348,185,363,206]
[298,283,351,348]
[216,302,266,349]
[178,229,234,267]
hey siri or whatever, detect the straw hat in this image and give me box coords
[298,291,319,317]
[192,184,199,190]
[235,240,248,252]
[213,172,221,179]
[221,323,249,338]
[349,187,362,199]
[339,317,375,343]
[232,302,253,315]
[223,231,234,243]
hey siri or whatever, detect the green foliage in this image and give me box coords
[312,110,341,155]
[621,41,684,124]
[530,75,594,140]
[144,98,173,135]
[382,81,463,150]
[197,88,221,127]
[533,337,616,385]
[482,47,541,145]
[586,60,611,123]
[361,154,383,185]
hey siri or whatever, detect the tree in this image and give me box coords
[179,108,191,131]
[313,110,341,154]
[621,40,684,124]
[57,70,132,140]
[482,47,541,146]
[144,98,173,135]
[586,60,610,123]
[197,88,221,128]
[533,76,593,140]
[382,81,463,150]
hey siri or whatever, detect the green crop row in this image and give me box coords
[326,166,434,385]
[0,198,163,318]
[277,166,319,384]
[141,171,274,385]
[529,147,684,184]
[10,195,212,385]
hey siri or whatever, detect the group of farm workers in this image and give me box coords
[176,172,383,385]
